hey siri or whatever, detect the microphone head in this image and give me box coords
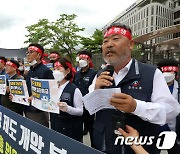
[104,65,114,77]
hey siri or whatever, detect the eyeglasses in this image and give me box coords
[26,50,36,54]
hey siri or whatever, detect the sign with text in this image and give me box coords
[0,106,104,154]
[0,75,6,95]
[9,80,29,106]
[31,78,59,113]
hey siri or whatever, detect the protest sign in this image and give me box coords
[0,75,6,95]
[24,57,30,71]
[9,80,29,106]
[31,78,59,113]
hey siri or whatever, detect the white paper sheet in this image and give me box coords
[82,88,121,115]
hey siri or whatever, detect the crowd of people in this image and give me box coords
[0,22,180,154]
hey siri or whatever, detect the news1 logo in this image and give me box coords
[156,131,176,149]
[114,131,177,150]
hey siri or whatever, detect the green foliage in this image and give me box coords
[81,29,103,53]
[25,14,85,62]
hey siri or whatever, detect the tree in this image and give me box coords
[81,29,103,53]
[25,14,85,62]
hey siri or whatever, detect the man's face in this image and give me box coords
[26,49,41,63]
[5,65,16,75]
[49,56,57,61]
[102,34,134,67]
[0,62,5,70]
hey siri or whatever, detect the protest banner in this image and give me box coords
[31,78,59,113]
[24,57,30,71]
[0,75,6,95]
[8,80,29,106]
[0,106,104,154]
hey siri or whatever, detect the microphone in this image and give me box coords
[104,65,114,77]
[101,65,114,89]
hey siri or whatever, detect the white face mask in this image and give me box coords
[29,60,37,66]
[18,66,24,71]
[79,59,88,68]
[163,72,175,83]
[53,70,64,82]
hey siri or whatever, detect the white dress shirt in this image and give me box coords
[58,81,83,116]
[89,59,180,125]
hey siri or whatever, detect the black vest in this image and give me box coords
[94,59,160,154]
[74,68,97,96]
[50,82,83,142]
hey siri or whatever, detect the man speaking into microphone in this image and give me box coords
[88,23,180,154]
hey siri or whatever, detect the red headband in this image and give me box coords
[54,61,76,74]
[66,62,76,74]
[54,61,62,68]
[161,66,178,72]
[49,53,60,58]
[6,61,18,69]
[104,26,132,40]
[0,59,6,65]
[28,46,43,55]
[79,54,90,59]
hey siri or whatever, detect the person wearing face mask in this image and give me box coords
[50,58,83,142]
[73,50,97,147]
[157,59,180,154]
[18,60,25,78]
[25,43,54,127]
[48,51,60,63]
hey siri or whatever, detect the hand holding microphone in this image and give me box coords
[95,65,114,89]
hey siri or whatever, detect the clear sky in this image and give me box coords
[0,0,136,49]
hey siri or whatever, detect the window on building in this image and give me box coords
[146,18,148,27]
[156,6,158,15]
[134,24,137,31]
[151,6,154,15]
[156,16,158,26]
[142,20,144,28]
[174,10,180,20]
[151,16,153,26]
[147,7,148,16]
[138,22,141,30]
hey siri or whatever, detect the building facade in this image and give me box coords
[104,0,179,44]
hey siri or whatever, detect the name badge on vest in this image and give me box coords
[60,92,70,101]
[83,77,90,82]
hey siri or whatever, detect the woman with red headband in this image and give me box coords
[50,58,83,142]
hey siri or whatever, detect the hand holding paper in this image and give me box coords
[110,93,137,113]
[57,102,68,112]
[82,88,121,115]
